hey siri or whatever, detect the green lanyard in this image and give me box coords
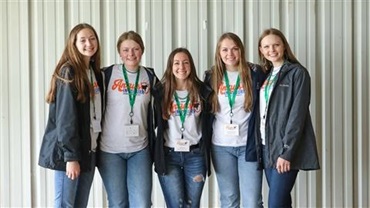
[264,72,278,105]
[122,65,141,124]
[89,67,97,119]
[224,72,240,124]
[174,92,190,139]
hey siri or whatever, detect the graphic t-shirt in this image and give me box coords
[212,70,250,147]
[164,90,202,148]
[100,64,151,153]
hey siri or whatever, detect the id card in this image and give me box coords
[223,124,239,136]
[124,124,139,137]
[92,119,102,133]
[174,139,190,152]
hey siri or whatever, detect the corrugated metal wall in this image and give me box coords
[0,0,369,207]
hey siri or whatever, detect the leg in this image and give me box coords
[238,158,263,207]
[183,148,206,208]
[262,145,298,208]
[98,151,128,208]
[264,168,298,208]
[74,152,96,207]
[54,170,78,208]
[211,145,239,208]
[158,149,185,207]
[127,147,152,207]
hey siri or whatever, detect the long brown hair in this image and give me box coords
[46,23,101,103]
[161,48,202,120]
[258,28,299,72]
[211,32,253,112]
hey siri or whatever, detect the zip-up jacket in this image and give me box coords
[152,81,214,176]
[204,62,266,168]
[38,63,104,172]
[258,61,320,170]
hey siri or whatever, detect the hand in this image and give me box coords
[276,157,291,174]
[66,161,80,180]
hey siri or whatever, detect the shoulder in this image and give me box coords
[58,63,75,80]
[204,66,215,85]
[247,62,266,81]
[199,81,213,99]
[152,81,164,98]
[142,66,159,84]
[102,64,115,74]
[284,62,310,77]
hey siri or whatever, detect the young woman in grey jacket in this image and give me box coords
[258,28,320,208]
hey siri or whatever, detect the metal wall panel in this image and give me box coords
[0,0,369,207]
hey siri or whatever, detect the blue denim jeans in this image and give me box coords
[262,145,299,208]
[211,145,263,208]
[54,152,96,208]
[158,146,206,208]
[97,147,152,208]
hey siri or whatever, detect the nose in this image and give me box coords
[227,49,233,56]
[129,48,135,55]
[85,39,92,46]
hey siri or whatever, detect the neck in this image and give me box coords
[225,66,238,72]
[272,60,284,68]
[125,64,139,72]
[176,80,188,90]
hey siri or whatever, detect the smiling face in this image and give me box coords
[259,34,285,67]
[172,52,191,87]
[75,28,98,64]
[119,39,143,71]
[219,38,240,71]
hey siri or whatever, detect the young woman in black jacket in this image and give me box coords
[153,47,213,208]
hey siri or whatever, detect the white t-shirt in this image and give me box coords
[259,66,281,145]
[164,90,202,147]
[100,64,151,153]
[88,68,102,151]
[212,70,250,147]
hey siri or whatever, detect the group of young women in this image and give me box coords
[38,23,320,208]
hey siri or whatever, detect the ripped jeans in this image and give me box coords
[158,146,206,208]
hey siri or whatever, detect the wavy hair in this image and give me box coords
[46,23,101,103]
[161,48,202,120]
[211,32,253,112]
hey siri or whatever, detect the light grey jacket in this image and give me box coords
[260,61,320,170]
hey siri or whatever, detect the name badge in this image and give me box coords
[223,124,239,136]
[174,139,190,152]
[92,119,102,133]
[124,124,139,137]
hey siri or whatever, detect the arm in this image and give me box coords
[55,67,81,178]
[280,66,311,163]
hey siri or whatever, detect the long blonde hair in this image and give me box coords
[211,32,253,112]
[46,23,101,103]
